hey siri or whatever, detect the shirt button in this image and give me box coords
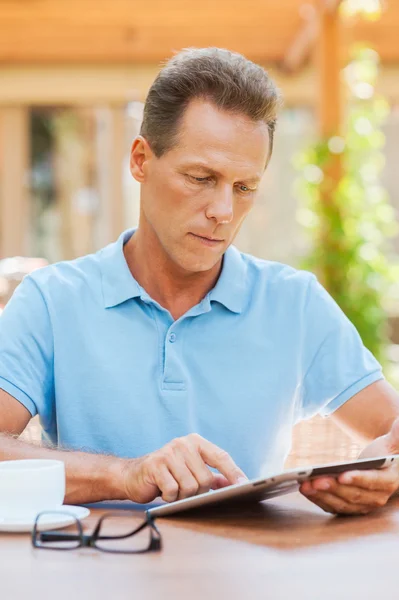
[169,333,176,343]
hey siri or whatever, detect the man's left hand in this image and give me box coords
[300,417,399,515]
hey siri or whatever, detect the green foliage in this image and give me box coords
[295,47,399,364]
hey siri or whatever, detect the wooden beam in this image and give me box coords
[0,0,397,67]
[52,109,99,260]
[0,0,301,65]
[95,106,126,245]
[317,4,342,137]
[281,0,342,74]
[316,2,343,294]
[0,107,29,258]
[281,4,318,74]
[1,64,399,108]
[0,66,155,106]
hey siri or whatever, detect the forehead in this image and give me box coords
[171,99,270,173]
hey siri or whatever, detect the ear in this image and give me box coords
[130,135,154,183]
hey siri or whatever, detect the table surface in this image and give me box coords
[1,492,399,600]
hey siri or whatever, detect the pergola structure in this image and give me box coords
[0,0,398,258]
[1,0,398,67]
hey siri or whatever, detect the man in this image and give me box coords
[1,47,399,516]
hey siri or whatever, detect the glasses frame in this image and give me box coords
[32,510,162,554]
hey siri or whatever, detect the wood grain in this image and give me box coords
[0,0,397,65]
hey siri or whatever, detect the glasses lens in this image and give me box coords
[34,512,82,550]
[94,513,155,553]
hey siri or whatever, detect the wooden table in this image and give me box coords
[1,492,399,599]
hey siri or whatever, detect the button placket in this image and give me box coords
[163,325,186,390]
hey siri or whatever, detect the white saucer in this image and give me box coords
[0,505,90,533]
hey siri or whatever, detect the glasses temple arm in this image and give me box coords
[39,531,82,543]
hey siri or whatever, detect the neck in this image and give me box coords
[123,222,222,320]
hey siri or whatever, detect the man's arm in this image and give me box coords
[331,379,399,443]
[300,380,399,514]
[0,389,246,505]
[0,388,131,504]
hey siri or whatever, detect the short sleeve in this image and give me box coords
[299,274,384,421]
[0,275,54,418]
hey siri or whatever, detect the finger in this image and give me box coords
[178,446,215,495]
[311,478,390,508]
[300,487,371,515]
[166,457,200,500]
[154,464,180,503]
[211,474,231,490]
[301,493,337,515]
[338,467,399,494]
[195,436,247,484]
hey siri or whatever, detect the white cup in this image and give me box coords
[0,459,65,520]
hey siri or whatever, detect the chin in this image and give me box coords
[175,252,221,274]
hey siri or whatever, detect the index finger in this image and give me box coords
[196,436,247,484]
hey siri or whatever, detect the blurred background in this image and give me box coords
[0,0,398,466]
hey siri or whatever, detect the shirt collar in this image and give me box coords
[100,229,142,308]
[100,228,248,313]
[209,244,247,314]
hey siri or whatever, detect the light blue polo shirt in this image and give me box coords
[0,229,383,478]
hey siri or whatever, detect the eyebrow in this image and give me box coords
[181,163,261,184]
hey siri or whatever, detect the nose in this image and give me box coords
[205,185,234,225]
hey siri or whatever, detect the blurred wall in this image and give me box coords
[0,63,399,268]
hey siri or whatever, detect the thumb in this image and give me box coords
[386,417,399,453]
[359,416,399,459]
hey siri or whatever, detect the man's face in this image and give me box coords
[132,99,270,273]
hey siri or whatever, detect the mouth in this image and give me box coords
[189,233,225,247]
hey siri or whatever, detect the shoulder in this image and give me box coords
[25,249,102,306]
[235,247,316,296]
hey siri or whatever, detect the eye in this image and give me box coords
[188,175,212,183]
[236,184,256,194]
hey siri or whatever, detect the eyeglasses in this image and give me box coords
[32,510,162,554]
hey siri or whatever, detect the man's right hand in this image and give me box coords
[121,433,247,504]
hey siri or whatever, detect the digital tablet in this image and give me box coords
[148,455,399,518]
